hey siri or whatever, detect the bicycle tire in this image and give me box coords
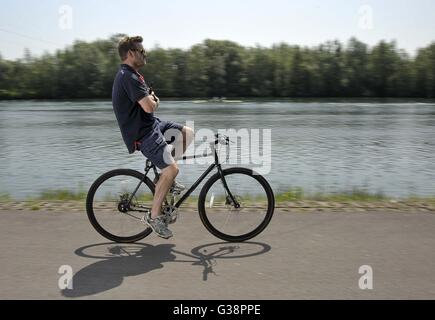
[86,169,155,243]
[198,167,275,242]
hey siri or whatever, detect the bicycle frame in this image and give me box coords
[129,136,240,210]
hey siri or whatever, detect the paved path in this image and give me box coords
[1,208,435,299]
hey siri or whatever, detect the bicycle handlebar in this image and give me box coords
[215,133,232,145]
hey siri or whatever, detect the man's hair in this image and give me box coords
[118,36,143,61]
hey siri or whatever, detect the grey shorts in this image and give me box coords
[139,119,184,169]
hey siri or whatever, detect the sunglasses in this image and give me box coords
[131,48,147,57]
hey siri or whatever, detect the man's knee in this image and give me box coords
[161,163,179,177]
[183,126,194,136]
[183,127,194,144]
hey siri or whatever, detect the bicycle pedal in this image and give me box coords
[140,215,147,224]
[170,189,181,196]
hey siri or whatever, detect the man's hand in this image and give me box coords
[150,91,160,110]
[150,91,159,102]
[153,95,160,110]
[138,95,159,113]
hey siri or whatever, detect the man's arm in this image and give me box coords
[138,94,159,113]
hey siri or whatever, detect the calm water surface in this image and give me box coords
[1,100,435,199]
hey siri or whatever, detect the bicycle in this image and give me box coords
[86,133,275,243]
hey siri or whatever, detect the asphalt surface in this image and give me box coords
[1,208,435,299]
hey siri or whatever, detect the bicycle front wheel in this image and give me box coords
[86,169,155,243]
[198,167,275,242]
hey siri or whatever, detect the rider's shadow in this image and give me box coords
[61,242,271,298]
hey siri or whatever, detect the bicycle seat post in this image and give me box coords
[152,165,160,182]
[144,159,155,177]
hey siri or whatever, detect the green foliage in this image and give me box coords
[276,188,387,202]
[0,193,11,202]
[36,189,87,201]
[1,37,435,99]
[276,187,305,202]
[311,189,387,202]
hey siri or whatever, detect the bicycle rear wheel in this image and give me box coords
[86,169,155,243]
[198,167,275,242]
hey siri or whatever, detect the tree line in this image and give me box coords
[0,34,434,99]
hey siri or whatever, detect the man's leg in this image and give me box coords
[148,124,194,219]
[151,163,179,219]
[181,126,195,154]
[172,126,194,159]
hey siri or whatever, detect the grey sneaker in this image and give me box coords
[170,180,186,194]
[143,213,173,239]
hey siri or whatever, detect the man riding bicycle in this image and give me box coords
[112,36,194,239]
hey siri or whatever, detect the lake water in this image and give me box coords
[1,100,435,199]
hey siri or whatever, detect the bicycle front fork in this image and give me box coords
[217,164,240,208]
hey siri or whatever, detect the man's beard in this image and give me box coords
[134,59,145,69]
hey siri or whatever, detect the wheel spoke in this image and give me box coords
[87,170,154,242]
[200,169,274,241]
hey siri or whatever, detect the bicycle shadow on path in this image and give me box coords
[61,241,271,298]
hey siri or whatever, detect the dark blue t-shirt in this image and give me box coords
[112,64,156,153]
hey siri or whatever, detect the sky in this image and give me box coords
[0,0,435,60]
